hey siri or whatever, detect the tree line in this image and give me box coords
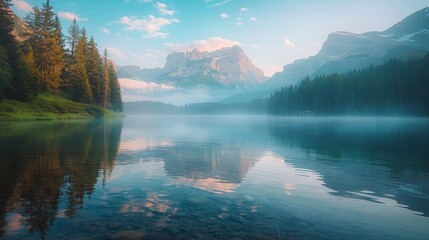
[124,99,267,115]
[267,54,429,116]
[125,54,429,117]
[0,0,122,112]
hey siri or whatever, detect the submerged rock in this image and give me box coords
[186,195,210,206]
[108,230,144,240]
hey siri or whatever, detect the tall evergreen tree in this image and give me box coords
[107,62,123,112]
[25,0,64,93]
[103,49,110,108]
[69,31,92,103]
[62,18,80,95]
[87,37,103,105]
[65,18,80,63]
[0,45,11,101]
[0,0,12,101]
[1,0,35,101]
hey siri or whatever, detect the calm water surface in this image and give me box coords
[0,116,428,239]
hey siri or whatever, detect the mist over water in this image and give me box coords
[0,116,428,239]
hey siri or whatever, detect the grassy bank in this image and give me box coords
[0,94,123,121]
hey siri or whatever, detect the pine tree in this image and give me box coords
[62,18,81,95]
[22,46,39,86]
[69,32,92,103]
[1,0,35,101]
[0,45,12,101]
[66,18,80,62]
[54,15,64,49]
[103,49,110,108]
[24,0,64,93]
[0,0,13,101]
[107,62,123,112]
[87,37,103,105]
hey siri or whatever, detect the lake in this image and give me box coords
[0,116,428,240]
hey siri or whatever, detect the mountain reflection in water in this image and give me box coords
[0,116,428,240]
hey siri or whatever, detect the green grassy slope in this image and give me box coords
[0,94,122,121]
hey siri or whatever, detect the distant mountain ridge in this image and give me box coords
[265,7,429,89]
[117,45,266,90]
[119,7,429,104]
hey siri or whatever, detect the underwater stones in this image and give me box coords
[108,221,122,229]
[108,230,144,240]
[186,195,210,206]
[243,195,254,201]
[109,188,123,194]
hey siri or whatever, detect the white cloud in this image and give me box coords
[165,37,241,52]
[119,15,178,38]
[155,2,175,16]
[58,12,88,21]
[251,43,261,48]
[115,32,134,41]
[283,38,296,49]
[235,22,243,26]
[106,47,125,59]
[101,27,110,35]
[240,8,249,12]
[119,78,174,92]
[11,0,32,12]
[249,17,258,22]
[207,0,231,8]
[220,13,229,18]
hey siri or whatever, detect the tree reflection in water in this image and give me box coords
[0,120,122,239]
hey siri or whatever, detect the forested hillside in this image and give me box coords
[0,0,122,115]
[267,54,429,116]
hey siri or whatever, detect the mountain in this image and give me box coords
[265,7,429,89]
[117,45,266,90]
[116,65,162,81]
[11,13,30,42]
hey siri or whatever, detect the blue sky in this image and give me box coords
[11,0,429,76]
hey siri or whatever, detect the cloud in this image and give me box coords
[207,0,231,8]
[283,38,296,49]
[240,8,249,12]
[235,16,243,26]
[58,12,88,21]
[119,15,179,38]
[249,17,258,22]
[119,78,174,92]
[220,13,229,18]
[106,47,125,59]
[101,27,111,35]
[251,43,261,48]
[115,32,134,41]
[155,2,175,16]
[11,0,32,12]
[165,37,241,52]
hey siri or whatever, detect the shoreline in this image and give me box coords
[0,94,123,122]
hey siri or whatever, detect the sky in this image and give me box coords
[11,0,429,76]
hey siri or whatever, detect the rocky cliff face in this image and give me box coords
[117,45,266,90]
